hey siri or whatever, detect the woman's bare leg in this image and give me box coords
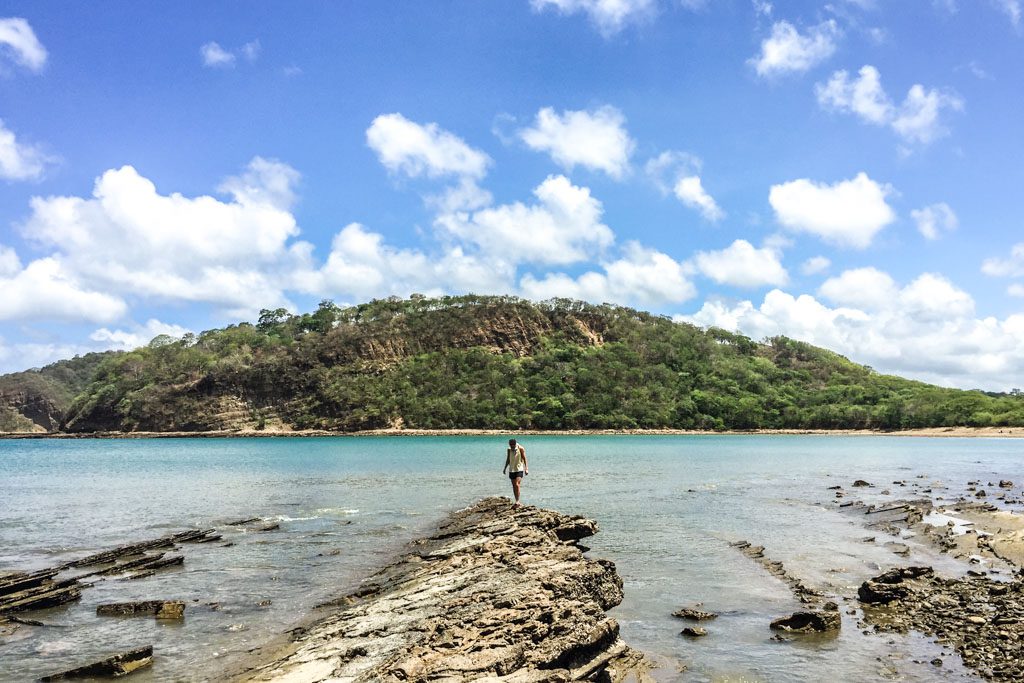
[511,476,521,504]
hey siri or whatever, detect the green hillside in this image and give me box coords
[0,352,118,432]
[2,296,1022,433]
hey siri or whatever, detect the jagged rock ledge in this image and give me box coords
[236,497,651,682]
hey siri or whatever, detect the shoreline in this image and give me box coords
[3,425,1024,439]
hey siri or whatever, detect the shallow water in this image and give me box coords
[1,435,1021,681]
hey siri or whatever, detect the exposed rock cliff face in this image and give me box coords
[238,498,650,683]
[61,302,611,433]
[0,389,63,431]
[0,352,114,432]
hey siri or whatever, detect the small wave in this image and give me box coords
[314,508,359,515]
[272,515,320,522]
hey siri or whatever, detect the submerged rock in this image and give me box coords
[39,646,153,680]
[680,627,707,637]
[671,605,718,621]
[239,498,651,682]
[97,600,185,620]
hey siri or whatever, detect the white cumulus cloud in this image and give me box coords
[200,39,261,68]
[816,65,963,144]
[682,271,1024,390]
[982,243,1024,277]
[692,239,788,288]
[818,266,898,310]
[200,41,236,68]
[530,0,656,36]
[90,319,192,351]
[519,106,635,179]
[435,174,614,265]
[0,118,53,181]
[645,151,722,220]
[674,176,723,221]
[0,339,94,375]
[911,203,957,240]
[769,172,895,249]
[367,113,490,180]
[801,255,831,275]
[0,17,47,72]
[0,244,20,276]
[0,256,127,323]
[750,20,839,77]
[309,223,513,302]
[520,242,695,307]
[20,157,308,316]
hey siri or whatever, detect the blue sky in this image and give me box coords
[1,0,1023,390]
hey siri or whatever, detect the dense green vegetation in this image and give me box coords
[2,295,1023,433]
[0,352,117,431]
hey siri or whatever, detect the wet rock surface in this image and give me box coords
[770,602,841,633]
[671,605,717,621]
[96,600,186,619]
[858,567,1024,681]
[39,645,154,680]
[0,527,222,620]
[237,497,652,682]
[835,474,1024,681]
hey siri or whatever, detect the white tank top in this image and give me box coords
[507,445,525,472]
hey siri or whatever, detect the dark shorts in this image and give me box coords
[509,471,524,480]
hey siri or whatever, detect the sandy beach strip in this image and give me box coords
[3,425,1024,439]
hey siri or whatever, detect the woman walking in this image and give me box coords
[502,438,528,506]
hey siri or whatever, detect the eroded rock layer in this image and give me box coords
[240,498,650,683]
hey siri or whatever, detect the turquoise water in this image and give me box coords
[2,435,1021,681]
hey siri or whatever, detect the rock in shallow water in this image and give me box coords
[671,605,718,621]
[237,497,652,682]
[39,646,153,680]
[770,602,841,633]
[96,600,185,619]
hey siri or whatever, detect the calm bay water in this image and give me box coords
[2,435,1022,681]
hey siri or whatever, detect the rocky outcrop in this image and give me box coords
[859,567,1024,681]
[239,498,651,682]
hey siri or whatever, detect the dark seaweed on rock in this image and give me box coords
[3,295,1023,434]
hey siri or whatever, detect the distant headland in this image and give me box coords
[2,295,1022,436]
